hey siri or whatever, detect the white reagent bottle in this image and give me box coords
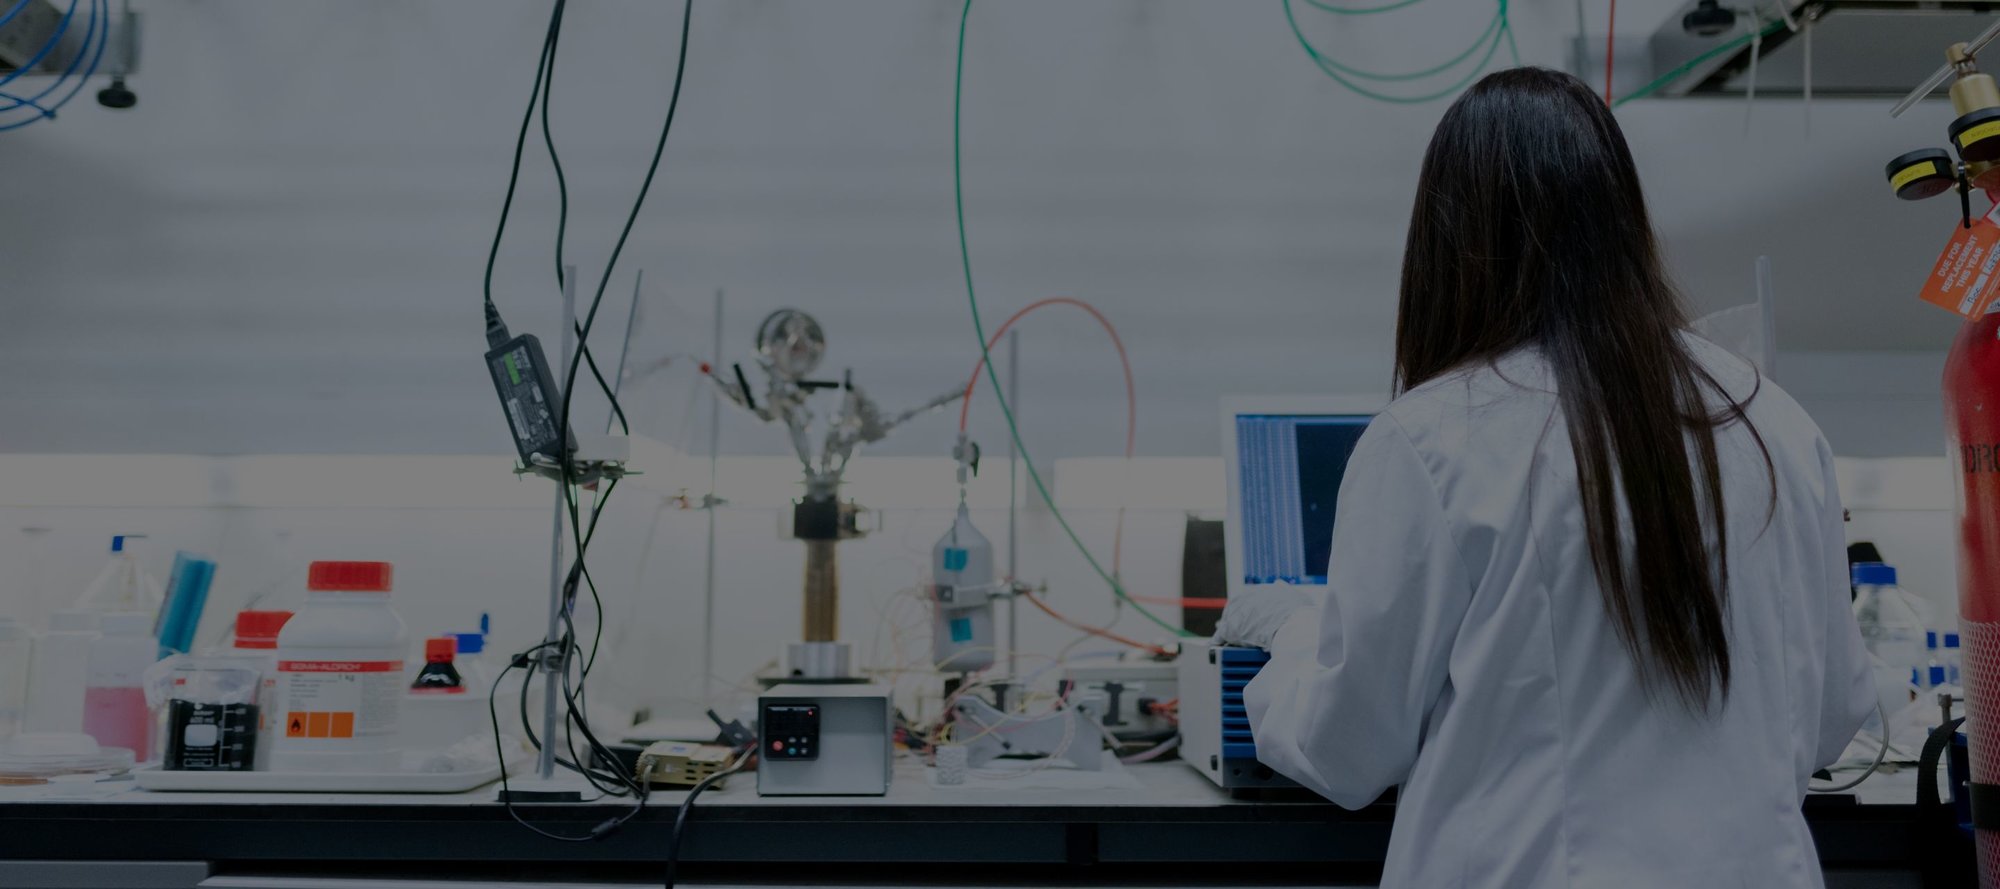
[270,562,407,773]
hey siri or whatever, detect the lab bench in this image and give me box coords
[0,761,1930,888]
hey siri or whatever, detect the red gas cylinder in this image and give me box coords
[1945,308,2000,882]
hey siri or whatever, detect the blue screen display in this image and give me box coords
[1236,414,1371,585]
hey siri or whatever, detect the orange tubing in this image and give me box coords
[959,296,1137,577]
[1021,591,1170,656]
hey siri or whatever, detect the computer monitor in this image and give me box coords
[1221,396,1385,598]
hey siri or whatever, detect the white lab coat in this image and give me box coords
[1244,338,1875,889]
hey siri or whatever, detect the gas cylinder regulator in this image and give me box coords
[1887,23,2000,228]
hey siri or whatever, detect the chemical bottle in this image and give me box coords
[1852,563,1927,712]
[410,638,464,694]
[448,613,492,694]
[74,535,164,619]
[403,635,495,752]
[83,613,157,759]
[22,610,100,735]
[271,561,407,772]
[0,618,29,739]
[930,504,997,673]
[230,610,293,770]
[451,629,492,695]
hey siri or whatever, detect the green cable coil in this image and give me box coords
[1284,0,1519,104]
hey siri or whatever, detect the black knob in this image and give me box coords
[1682,0,1737,38]
[96,76,135,109]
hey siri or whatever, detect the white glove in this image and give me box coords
[1213,582,1312,650]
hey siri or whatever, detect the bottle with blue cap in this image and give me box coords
[449,614,492,695]
[1851,562,1927,712]
[1915,631,1954,691]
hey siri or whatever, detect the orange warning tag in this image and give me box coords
[1920,203,2000,317]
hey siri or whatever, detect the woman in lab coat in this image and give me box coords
[1216,68,1875,888]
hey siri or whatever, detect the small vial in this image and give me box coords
[411,638,464,694]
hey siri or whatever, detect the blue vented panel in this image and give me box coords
[1219,647,1270,760]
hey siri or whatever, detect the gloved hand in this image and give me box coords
[1213,582,1312,650]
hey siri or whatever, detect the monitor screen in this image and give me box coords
[1234,413,1372,586]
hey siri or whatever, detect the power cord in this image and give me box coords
[1809,699,1892,795]
[664,747,752,889]
[487,643,646,841]
[480,0,625,433]
[538,0,631,437]
[480,0,697,842]
[551,0,692,481]
[481,0,644,822]
[537,0,691,738]
[488,484,653,831]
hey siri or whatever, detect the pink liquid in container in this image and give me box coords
[83,686,150,755]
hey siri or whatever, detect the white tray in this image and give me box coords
[132,762,505,794]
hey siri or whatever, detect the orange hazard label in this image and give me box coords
[276,660,402,743]
[286,711,357,739]
[1920,204,2000,317]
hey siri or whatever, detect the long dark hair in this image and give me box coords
[1395,68,1766,711]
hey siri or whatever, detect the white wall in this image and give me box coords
[0,0,1970,461]
[1782,351,1950,460]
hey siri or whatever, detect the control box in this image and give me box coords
[1177,645,1297,790]
[1064,659,1178,741]
[756,683,892,796]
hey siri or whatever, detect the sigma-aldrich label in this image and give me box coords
[276,660,403,742]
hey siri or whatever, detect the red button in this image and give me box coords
[771,740,784,752]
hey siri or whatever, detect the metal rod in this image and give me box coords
[605,269,643,434]
[1891,18,2000,118]
[702,288,723,707]
[1005,329,1020,680]
[1802,19,1813,137]
[1756,255,1778,381]
[539,264,579,782]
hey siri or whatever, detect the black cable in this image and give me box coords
[555,0,693,489]
[557,607,644,797]
[539,4,630,436]
[495,622,646,829]
[575,478,619,684]
[522,479,634,800]
[664,749,750,889]
[510,593,629,795]
[489,643,630,843]
[482,3,563,318]
[487,0,695,845]
[483,0,626,433]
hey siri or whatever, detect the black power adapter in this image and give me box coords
[484,305,569,468]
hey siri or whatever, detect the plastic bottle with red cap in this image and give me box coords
[229,610,292,770]
[270,561,406,773]
[234,611,292,650]
[410,638,464,694]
